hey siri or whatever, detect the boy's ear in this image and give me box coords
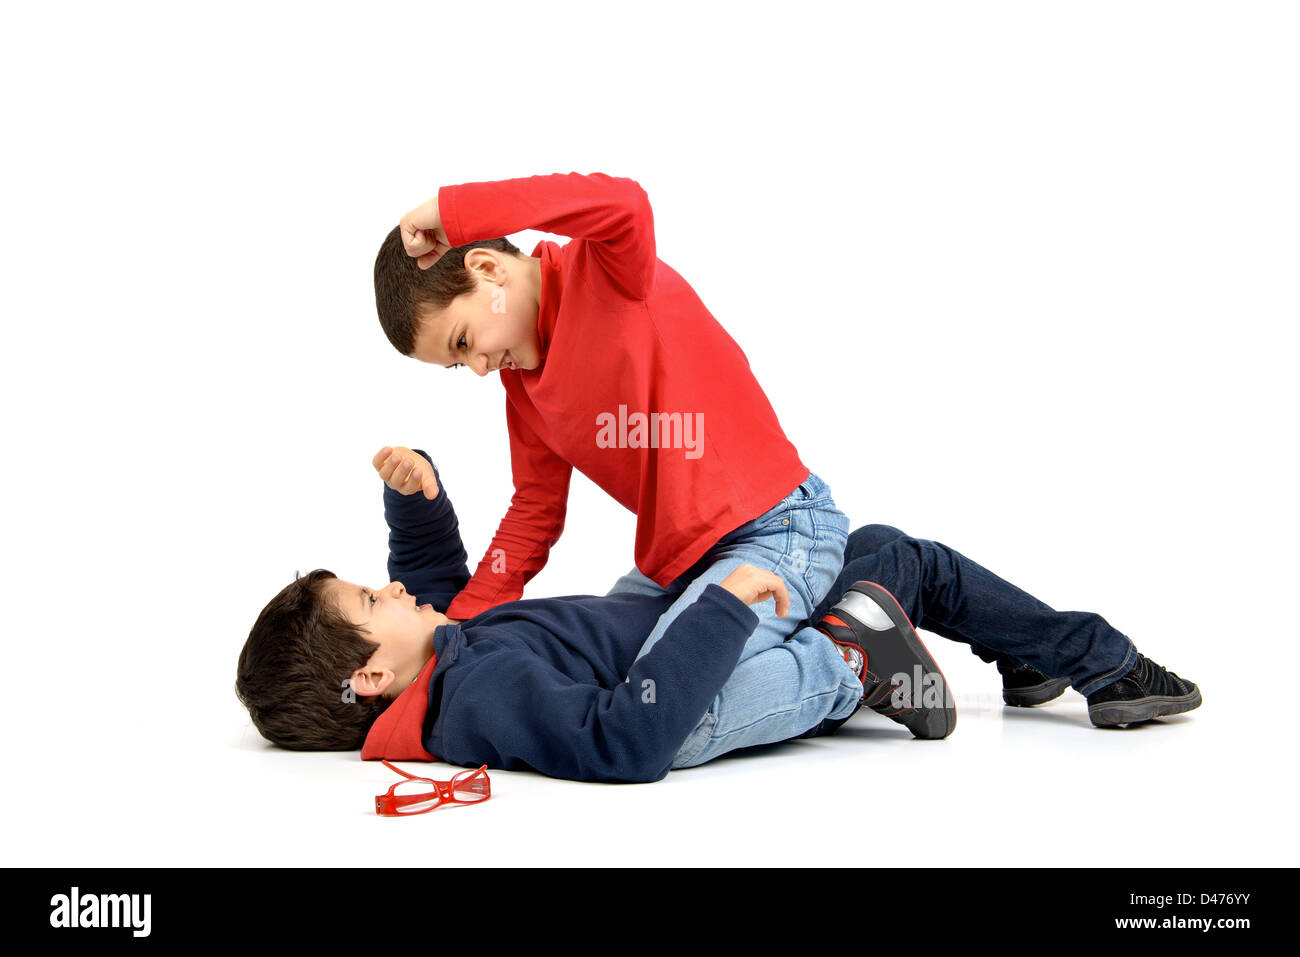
[464,247,510,284]
[350,667,396,699]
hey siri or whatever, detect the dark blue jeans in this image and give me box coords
[811,525,1138,697]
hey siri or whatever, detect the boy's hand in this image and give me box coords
[718,564,791,618]
[373,446,440,500]
[399,195,452,269]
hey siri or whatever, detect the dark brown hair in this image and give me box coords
[236,569,390,751]
[373,227,522,356]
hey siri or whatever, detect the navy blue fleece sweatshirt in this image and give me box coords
[381,455,760,783]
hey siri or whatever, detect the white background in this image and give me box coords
[2,1,1296,867]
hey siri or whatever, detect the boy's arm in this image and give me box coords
[435,584,759,783]
[383,449,471,612]
[439,171,657,300]
[445,400,573,620]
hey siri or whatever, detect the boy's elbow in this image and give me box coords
[593,734,675,784]
[624,749,673,783]
[627,179,651,216]
[623,180,653,232]
[600,758,670,784]
[594,172,649,206]
[601,177,656,299]
[594,173,652,228]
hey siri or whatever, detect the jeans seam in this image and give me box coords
[801,508,821,596]
[805,505,848,600]
[804,504,843,593]
[1078,642,1138,697]
[707,688,843,742]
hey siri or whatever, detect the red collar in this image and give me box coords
[359,651,440,761]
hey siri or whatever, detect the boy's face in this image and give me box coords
[326,578,447,699]
[410,250,543,375]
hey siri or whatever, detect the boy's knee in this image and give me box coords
[864,536,926,596]
[845,524,909,563]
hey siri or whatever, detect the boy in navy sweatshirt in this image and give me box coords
[236,447,1202,783]
[236,449,878,781]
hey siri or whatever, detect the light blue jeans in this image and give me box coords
[605,472,863,769]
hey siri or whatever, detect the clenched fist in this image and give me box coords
[373,446,440,500]
[399,195,452,270]
[718,564,791,618]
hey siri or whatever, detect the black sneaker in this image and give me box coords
[814,581,956,739]
[998,658,1072,707]
[1086,653,1202,727]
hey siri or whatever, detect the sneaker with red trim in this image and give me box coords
[814,581,957,740]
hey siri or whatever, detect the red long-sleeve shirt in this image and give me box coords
[440,172,808,621]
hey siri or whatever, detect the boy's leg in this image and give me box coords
[608,472,850,666]
[831,523,1016,671]
[818,526,1138,697]
[605,566,667,599]
[671,624,863,769]
[607,473,856,756]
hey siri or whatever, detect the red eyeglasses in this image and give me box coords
[375,760,492,816]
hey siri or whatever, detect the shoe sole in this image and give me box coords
[1004,676,1072,707]
[1088,687,1203,727]
[845,581,957,740]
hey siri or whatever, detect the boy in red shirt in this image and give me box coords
[373,172,853,757]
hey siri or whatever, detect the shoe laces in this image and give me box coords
[1132,654,1189,696]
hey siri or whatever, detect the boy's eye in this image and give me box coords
[368,591,377,606]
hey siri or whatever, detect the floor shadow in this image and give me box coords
[997,705,1093,728]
